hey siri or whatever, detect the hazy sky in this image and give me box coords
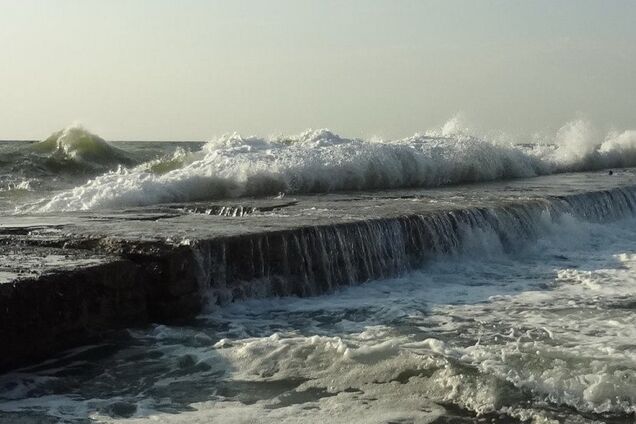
[1,0,635,140]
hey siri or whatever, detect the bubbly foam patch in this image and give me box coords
[0,178,34,193]
[25,120,636,212]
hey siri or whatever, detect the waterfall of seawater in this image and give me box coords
[189,186,636,305]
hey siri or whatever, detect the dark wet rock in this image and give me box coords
[104,401,137,418]
[0,244,205,372]
[0,256,142,371]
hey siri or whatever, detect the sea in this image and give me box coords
[0,123,636,423]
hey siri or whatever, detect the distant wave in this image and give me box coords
[25,120,636,212]
[27,125,136,173]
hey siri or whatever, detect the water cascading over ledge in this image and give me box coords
[190,186,636,305]
[2,184,636,372]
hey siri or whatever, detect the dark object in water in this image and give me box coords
[609,170,614,175]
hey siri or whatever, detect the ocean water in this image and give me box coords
[1,124,636,423]
[2,121,636,214]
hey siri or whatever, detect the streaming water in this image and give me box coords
[1,213,636,423]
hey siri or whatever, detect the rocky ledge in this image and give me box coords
[1,169,636,372]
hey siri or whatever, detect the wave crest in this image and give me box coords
[30,125,134,172]
[25,120,636,212]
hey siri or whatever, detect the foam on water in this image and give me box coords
[0,129,198,213]
[2,212,636,423]
[25,120,636,213]
[0,178,34,193]
[0,126,137,212]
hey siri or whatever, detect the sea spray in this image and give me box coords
[17,120,636,212]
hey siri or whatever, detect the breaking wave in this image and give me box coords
[24,120,636,212]
[28,125,135,173]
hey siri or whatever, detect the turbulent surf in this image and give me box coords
[2,120,635,213]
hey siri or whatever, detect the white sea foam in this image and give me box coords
[0,178,34,192]
[170,220,636,422]
[22,119,636,212]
